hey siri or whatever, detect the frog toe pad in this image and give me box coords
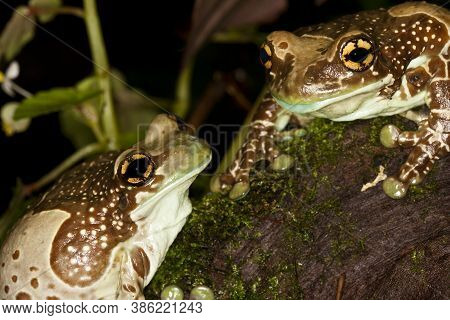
[382,176,409,199]
[271,154,294,171]
[380,124,400,148]
[229,181,250,200]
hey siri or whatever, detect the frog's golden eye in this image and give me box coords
[259,44,272,70]
[340,38,375,71]
[119,152,155,186]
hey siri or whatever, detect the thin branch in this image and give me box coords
[83,0,119,150]
[172,59,194,118]
[28,6,85,18]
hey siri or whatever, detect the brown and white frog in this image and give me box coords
[0,114,211,299]
[212,2,449,200]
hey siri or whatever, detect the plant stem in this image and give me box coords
[172,59,194,118]
[83,0,119,150]
[28,6,85,18]
[23,142,106,195]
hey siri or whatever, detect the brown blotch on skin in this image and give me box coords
[11,275,17,283]
[12,250,20,260]
[131,247,150,279]
[16,292,31,300]
[31,278,39,289]
[48,284,55,289]
[29,266,38,272]
[278,41,288,49]
[46,296,60,300]
[4,285,9,294]
[33,152,142,288]
[123,284,136,293]
[406,67,430,88]
[1,263,5,267]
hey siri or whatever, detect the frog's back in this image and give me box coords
[294,2,449,40]
[0,152,131,299]
[388,2,449,27]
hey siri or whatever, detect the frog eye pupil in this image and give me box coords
[260,47,269,65]
[348,47,369,63]
[119,153,155,186]
[259,45,272,70]
[341,38,374,71]
[127,158,150,177]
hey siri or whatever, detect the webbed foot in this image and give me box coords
[380,120,450,199]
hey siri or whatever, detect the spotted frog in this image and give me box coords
[0,114,211,299]
[212,2,449,200]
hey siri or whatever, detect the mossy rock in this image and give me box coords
[145,116,449,299]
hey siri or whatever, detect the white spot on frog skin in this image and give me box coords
[89,217,95,223]
[89,207,94,212]
[101,243,107,249]
[100,225,106,231]
[70,258,77,265]
[67,246,76,253]
[80,229,87,236]
[82,246,90,252]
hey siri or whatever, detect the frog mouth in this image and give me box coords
[274,74,393,114]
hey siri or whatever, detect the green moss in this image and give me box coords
[279,118,348,173]
[410,249,425,274]
[221,264,248,299]
[408,175,438,202]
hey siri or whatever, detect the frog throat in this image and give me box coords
[273,74,394,114]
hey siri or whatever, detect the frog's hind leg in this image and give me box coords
[380,79,450,199]
[211,93,294,200]
[382,124,449,199]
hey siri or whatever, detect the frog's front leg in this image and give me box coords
[116,246,150,299]
[211,93,295,200]
[380,79,450,199]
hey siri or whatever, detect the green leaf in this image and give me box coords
[13,86,102,120]
[0,6,36,61]
[59,108,97,149]
[29,0,62,23]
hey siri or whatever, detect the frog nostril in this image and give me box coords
[167,114,194,134]
[118,193,129,210]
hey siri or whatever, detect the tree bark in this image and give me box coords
[146,116,449,300]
